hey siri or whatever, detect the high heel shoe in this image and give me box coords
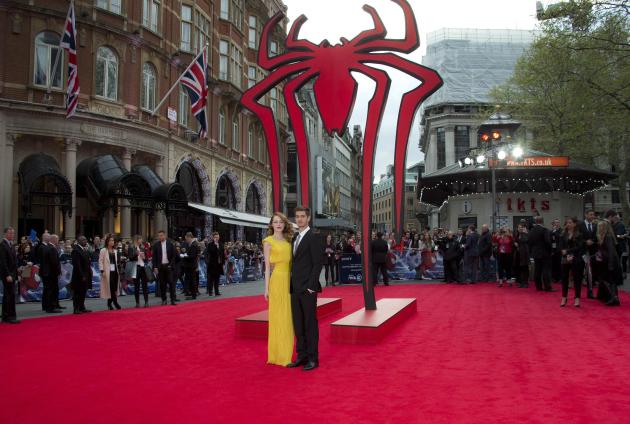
[107,300,114,310]
[560,297,567,307]
[114,302,122,310]
[574,298,580,307]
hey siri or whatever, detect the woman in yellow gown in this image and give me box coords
[263,212,295,366]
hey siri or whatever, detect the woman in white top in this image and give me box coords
[99,234,121,310]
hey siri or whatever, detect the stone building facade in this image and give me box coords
[0,0,290,242]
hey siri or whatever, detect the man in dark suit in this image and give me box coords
[578,209,597,298]
[442,231,461,283]
[40,234,63,313]
[528,216,554,291]
[371,232,390,286]
[152,230,177,305]
[287,206,323,372]
[0,227,20,323]
[478,224,493,282]
[204,232,224,296]
[464,225,480,284]
[181,232,200,299]
[71,236,93,314]
[550,219,562,283]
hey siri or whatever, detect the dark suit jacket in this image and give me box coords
[181,241,199,268]
[40,244,61,279]
[71,245,93,289]
[464,232,480,257]
[291,229,323,294]
[478,231,492,257]
[528,225,551,259]
[550,228,562,254]
[578,220,597,255]
[151,240,175,268]
[443,238,461,261]
[0,239,17,282]
[204,242,224,277]
[371,239,389,264]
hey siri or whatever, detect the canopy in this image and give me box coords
[188,203,270,229]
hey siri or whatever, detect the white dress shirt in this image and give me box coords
[293,226,310,255]
[161,241,169,265]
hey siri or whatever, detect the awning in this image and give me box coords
[188,202,270,229]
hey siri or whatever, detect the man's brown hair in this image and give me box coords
[295,206,311,217]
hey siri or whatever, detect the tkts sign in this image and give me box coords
[507,197,550,212]
[490,156,569,168]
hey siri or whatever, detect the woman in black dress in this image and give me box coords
[323,234,336,286]
[514,223,530,288]
[559,217,585,307]
[595,221,622,306]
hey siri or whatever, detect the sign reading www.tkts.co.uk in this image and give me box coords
[490,156,570,168]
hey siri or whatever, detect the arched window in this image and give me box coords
[218,108,226,144]
[33,32,62,89]
[258,130,265,164]
[141,62,157,111]
[95,47,118,100]
[248,125,255,160]
[232,115,240,151]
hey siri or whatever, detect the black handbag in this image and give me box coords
[145,266,156,282]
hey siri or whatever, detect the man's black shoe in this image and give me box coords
[81,309,92,313]
[46,309,63,313]
[303,362,318,371]
[57,305,67,310]
[73,309,82,315]
[215,292,221,296]
[287,359,308,368]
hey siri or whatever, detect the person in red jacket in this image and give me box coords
[496,228,514,287]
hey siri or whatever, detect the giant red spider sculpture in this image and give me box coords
[241,0,442,309]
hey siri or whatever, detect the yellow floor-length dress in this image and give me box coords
[263,236,294,366]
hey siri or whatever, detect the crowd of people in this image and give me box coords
[0,228,267,323]
[1,208,628,323]
[369,209,628,308]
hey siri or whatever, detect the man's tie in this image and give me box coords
[588,222,592,233]
[293,234,301,256]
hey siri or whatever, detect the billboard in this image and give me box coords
[316,156,340,217]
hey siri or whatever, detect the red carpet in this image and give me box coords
[2,283,630,423]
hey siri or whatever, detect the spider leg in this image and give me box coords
[286,15,319,52]
[350,5,387,47]
[241,62,313,212]
[361,53,443,238]
[354,63,391,310]
[283,69,319,208]
[259,12,315,71]
[355,0,419,54]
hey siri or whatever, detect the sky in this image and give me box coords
[280,0,543,181]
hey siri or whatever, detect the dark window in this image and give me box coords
[437,127,446,169]
[611,190,620,204]
[455,126,469,160]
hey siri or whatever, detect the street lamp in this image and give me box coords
[512,146,524,159]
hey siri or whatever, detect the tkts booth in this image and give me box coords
[418,149,617,231]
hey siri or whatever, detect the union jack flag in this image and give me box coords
[59,2,79,118]
[180,47,209,138]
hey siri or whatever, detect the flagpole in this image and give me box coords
[151,44,208,116]
[47,0,73,95]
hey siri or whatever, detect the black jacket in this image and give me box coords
[40,243,61,279]
[528,225,551,259]
[464,232,479,257]
[559,231,585,266]
[442,238,461,261]
[550,228,562,254]
[578,220,597,255]
[371,239,389,264]
[290,229,323,294]
[478,231,492,258]
[181,241,199,268]
[515,232,530,266]
[71,245,93,289]
[204,241,224,277]
[151,240,176,268]
[0,239,17,282]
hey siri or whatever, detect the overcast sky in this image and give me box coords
[281,0,543,181]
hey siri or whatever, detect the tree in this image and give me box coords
[493,0,630,218]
